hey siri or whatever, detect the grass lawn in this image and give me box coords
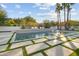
[70,48,79,56]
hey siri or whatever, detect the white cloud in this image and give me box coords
[0,4,7,8]
[28,11,32,15]
[37,11,57,21]
[39,7,49,10]
[37,13,51,16]
[37,10,56,17]
[33,3,55,7]
[33,3,55,10]
[49,12,57,21]
[15,5,21,8]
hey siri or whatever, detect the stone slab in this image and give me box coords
[72,38,79,43]
[0,48,23,56]
[62,42,79,50]
[0,32,13,45]
[46,39,62,46]
[33,38,47,43]
[44,45,73,56]
[26,43,49,54]
[11,41,32,49]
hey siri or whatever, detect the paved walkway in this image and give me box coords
[0,31,79,56]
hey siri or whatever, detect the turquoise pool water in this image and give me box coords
[15,31,52,41]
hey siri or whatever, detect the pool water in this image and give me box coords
[15,31,52,41]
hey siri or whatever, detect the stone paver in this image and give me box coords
[46,39,62,46]
[26,43,49,54]
[11,41,32,49]
[33,38,47,43]
[0,32,13,37]
[0,45,8,52]
[64,32,79,36]
[32,53,43,56]
[67,34,79,39]
[72,38,79,43]
[44,45,73,56]
[62,42,79,50]
[0,48,23,56]
[0,38,10,45]
[0,32,13,45]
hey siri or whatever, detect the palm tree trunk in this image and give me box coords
[67,7,69,30]
[68,9,71,28]
[58,12,60,30]
[59,12,61,30]
[57,12,59,30]
[64,7,66,30]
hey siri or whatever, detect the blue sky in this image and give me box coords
[0,3,79,23]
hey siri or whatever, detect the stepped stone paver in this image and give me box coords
[0,32,13,44]
[66,37,73,40]
[0,32,13,37]
[46,39,62,46]
[44,45,73,56]
[0,48,23,56]
[0,45,8,52]
[32,53,44,56]
[72,38,79,43]
[11,41,32,49]
[64,32,78,36]
[69,36,76,39]
[0,38,10,45]
[67,34,79,39]
[62,42,79,50]
[33,38,47,43]
[26,43,49,54]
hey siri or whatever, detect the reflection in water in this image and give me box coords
[15,31,51,41]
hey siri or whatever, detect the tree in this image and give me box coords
[55,3,62,30]
[66,3,74,30]
[21,16,38,29]
[5,19,16,26]
[0,8,7,25]
[50,21,57,26]
[62,3,68,30]
[43,20,51,28]
[62,3,74,30]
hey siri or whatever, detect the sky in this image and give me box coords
[0,3,79,23]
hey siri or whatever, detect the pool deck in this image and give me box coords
[0,31,79,56]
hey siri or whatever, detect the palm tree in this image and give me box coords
[62,3,74,30]
[66,3,74,30]
[62,3,67,30]
[55,3,62,30]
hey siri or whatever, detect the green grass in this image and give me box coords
[31,40,35,44]
[6,43,12,50]
[7,32,16,44]
[22,46,27,56]
[70,48,79,56]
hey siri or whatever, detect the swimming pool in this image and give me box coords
[15,29,53,41]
